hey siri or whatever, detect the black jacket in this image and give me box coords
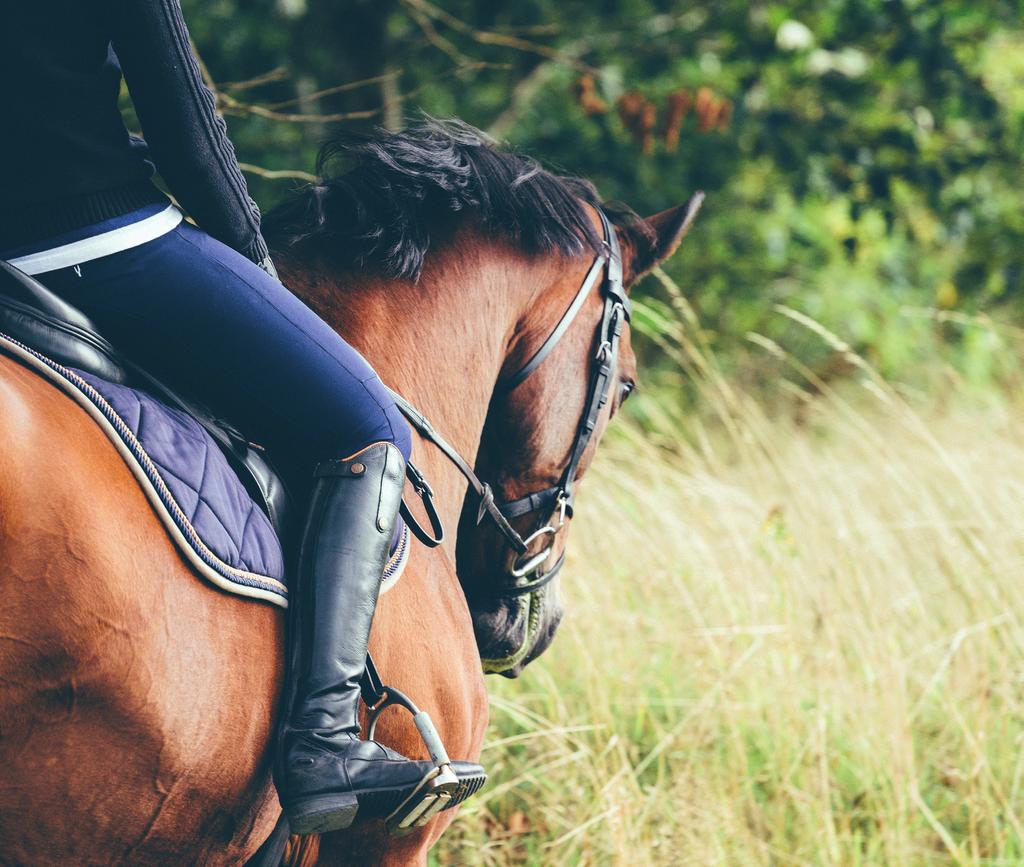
[0,0,269,264]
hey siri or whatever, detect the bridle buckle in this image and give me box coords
[556,490,570,528]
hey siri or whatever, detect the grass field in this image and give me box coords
[435,284,1024,865]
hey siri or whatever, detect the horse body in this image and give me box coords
[0,121,697,864]
[0,352,282,864]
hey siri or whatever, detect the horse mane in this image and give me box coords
[262,119,612,281]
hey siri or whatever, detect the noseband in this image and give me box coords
[387,208,630,600]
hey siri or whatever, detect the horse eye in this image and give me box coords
[619,380,636,403]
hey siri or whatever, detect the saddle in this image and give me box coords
[0,259,412,608]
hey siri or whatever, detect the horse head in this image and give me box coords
[457,196,704,677]
[267,119,702,678]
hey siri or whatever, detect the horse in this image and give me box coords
[0,121,699,865]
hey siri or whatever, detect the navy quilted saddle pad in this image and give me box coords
[0,332,290,605]
[0,333,412,607]
[76,367,292,599]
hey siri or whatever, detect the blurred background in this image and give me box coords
[170,2,1024,863]
[176,0,1024,399]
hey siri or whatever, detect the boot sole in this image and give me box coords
[286,792,359,835]
[285,769,487,835]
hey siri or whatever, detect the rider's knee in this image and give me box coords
[346,395,412,463]
[382,401,412,462]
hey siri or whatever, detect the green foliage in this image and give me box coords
[177,0,1024,393]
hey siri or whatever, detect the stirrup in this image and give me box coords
[386,764,461,835]
[366,685,465,836]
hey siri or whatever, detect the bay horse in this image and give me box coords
[0,121,699,865]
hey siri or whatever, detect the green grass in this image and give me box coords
[434,278,1024,865]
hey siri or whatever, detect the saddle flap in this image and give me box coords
[0,260,127,383]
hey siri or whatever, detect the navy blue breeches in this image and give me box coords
[9,215,412,484]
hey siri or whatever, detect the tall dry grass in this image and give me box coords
[435,273,1024,866]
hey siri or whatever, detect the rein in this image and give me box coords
[390,208,630,599]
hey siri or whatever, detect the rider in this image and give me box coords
[1,0,482,834]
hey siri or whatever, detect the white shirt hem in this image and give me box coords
[8,206,183,276]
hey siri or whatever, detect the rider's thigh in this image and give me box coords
[35,223,411,468]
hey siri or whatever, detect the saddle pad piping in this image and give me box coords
[0,332,289,607]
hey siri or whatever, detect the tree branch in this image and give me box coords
[262,71,401,111]
[400,0,592,71]
[221,66,290,93]
[238,163,318,182]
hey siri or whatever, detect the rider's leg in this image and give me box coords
[24,217,485,831]
[278,441,480,834]
[29,219,412,468]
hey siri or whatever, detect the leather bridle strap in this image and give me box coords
[386,387,532,556]
[498,252,608,393]
[497,208,628,525]
[500,486,569,520]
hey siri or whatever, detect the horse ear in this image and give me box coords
[620,191,705,287]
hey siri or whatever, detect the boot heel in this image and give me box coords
[286,791,360,836]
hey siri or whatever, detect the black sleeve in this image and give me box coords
[109,0,270,265]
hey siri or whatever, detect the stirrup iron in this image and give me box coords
[386,765,460,835]
[366,684,462,836]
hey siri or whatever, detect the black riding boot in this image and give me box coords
[275,442,485,835]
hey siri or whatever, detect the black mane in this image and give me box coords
[263,119,607,281]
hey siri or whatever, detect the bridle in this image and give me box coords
[389,208,628,598]
[386,207,630,600]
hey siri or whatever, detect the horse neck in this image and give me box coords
[283,239,531,538]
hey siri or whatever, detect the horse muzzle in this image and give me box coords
[469,572,564,677]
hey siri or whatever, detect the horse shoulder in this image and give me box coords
[0,354,282,864]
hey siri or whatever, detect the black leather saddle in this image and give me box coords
[0,259,293,540]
